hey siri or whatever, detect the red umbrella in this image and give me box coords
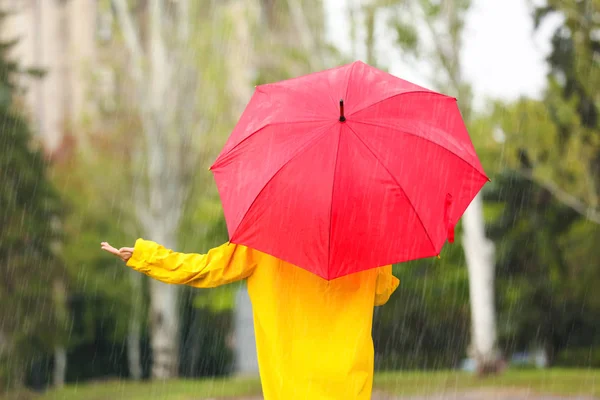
[210,61,489,280]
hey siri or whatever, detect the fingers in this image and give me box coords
[102,242,135,262]
[101,242,120,256]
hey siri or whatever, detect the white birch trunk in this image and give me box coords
[462,193,498,371]
[52,278,67,387]
[112,0,195,379]
[146,228,180,378]
[234,285,259,375]
[144,0,183,377]
[53,346,67,388]
[421,0,500,372]
[127,271,143,380]
[149,281,180,378]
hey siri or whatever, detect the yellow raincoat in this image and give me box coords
[126,238,399,400]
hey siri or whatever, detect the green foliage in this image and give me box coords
[180,292,234,377]
[0,23,65,388]
[492,0,600,216]
[555,347,600,368]
[52,129,145,334]
[192,286,237,312]
[374,243,471,370]
[393,22,419,55]
[45,131,149,384]
[485,172,584,359]
[49,126,238,379]
[479,0,600,365]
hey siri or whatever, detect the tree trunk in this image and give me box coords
[234,284,259,375]
[112,0,189,379]
[364,5,376,66]
[462,193,499,374]
[53,346,67,388]
[414,0,500,374]
[127,271,143,380]
[149,280,179,379]
[147,230,179,379]
[0,332,25,389]
[52,279,68,388]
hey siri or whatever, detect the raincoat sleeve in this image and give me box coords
[374,265,399,306]
[125,239,258,288]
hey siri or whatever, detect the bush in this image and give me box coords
[555,347,600,368]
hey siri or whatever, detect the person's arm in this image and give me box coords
[374,265,399,306]
[103,239,258,288]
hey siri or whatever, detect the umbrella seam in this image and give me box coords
[343,61,357,104]
[348,91,453,117]
[345,124,438,256]
[229,125,335,245]
[212,119,333,169]
[326,124,343,280]
[349,119,489,181]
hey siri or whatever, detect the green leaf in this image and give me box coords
[394,22,419,53]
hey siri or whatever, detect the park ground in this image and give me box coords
[3,369,599,400]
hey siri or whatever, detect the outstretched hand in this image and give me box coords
[101,242,134,263]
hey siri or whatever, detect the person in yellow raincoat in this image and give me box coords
[101,239,399,400]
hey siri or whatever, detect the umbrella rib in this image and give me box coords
[326,125,343,280]
[350,119,488,181]
[345,124,438,256]
[343,61,357,104]
[229,125,334,244]
[212,119,332,169]
[348,91,453,118]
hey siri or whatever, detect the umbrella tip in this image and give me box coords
[339,99,346,122]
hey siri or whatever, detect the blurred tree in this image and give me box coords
[51,124,148,381]
[255,0,333,83]
[492,0,600,224]
[374,247,471,370]
[48,123,237,383]
[485,169,600,366]
[0,27,65,388]
[482,0,600,365]
[107,0,203,378]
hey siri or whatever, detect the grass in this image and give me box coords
[3,369,599,399]
[2,377,262,400]
[375,369,600,397]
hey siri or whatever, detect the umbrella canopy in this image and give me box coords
[210,61,488,280]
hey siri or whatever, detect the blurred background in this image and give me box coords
[0,0,599,399]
